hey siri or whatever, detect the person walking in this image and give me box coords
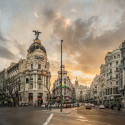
[117,104,121,111]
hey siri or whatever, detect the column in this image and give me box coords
[33,75,35,89]
[41,75,43,89]
[44,75,46,87]
[43,92,47,104]
[48,76,50,90]
[42,75,44,89]
[33,92,37,106]
[36,74,37,89]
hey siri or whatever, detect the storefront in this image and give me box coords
[37,93,43,106]
[29,93,33,104]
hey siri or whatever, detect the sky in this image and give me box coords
[0,0,125,88]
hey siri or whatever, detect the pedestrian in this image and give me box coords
[117,104,120,111]
[111,104,114,110]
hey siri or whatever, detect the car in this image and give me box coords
[41,104,45,108]
[74,103,77,107]
[90,103,95,107]
[51,104,56,108]
[63,104,67,108]
[84,103,89,106]
[104,104,109,108]
[85,104,91,109]
[21,102,28,106]
[99,105,105,109]
[66,104,71,108]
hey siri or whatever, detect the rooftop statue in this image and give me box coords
[33,30,41,40]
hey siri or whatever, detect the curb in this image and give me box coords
[42,108,77,114]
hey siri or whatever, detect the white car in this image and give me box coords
[51,104,57,108]
[90,104,95,107]
[99,105,105,109]
[85,104,91,109]
[41,104,45,108]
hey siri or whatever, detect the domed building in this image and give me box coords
[0,31,51,106]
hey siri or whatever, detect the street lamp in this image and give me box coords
[60,40,63,112]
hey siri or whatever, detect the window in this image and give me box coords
[116,61,118,65]
[31,64,33,69]
[116,81,118,85]
[118,54,120,58]
[110,76,112,80]
[38,64,41,69]
[116,67,118,72]
[110,63,112,66]
[121,71,123,77]
[116,74,118,79]
[30,83,33,89]
[110,82,112,85]
[64,88,66,95]
[38,83,41,89]
[38,74,41,80]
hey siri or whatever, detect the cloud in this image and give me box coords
[71,9,76,13]
[0,46,16,60]
[33,12,38,18]
[36,0,125,85]
[1,0,125,86]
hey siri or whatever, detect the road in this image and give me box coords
[0,106,125,125]
[50,106,125,125]
[0,107,51,125]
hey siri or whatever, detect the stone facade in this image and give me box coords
[98,64,106,103]
[118,41,125,107]
[0,32,51,106]
[90,75,100,104]
[104,49,121,104]
[52,65,75,102]
[88,48,122,105]
[74,78,87,102]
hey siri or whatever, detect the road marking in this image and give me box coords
[43,114,54,125]
[75,108,87,119]
[76,119,88,122]
[88,120,110,125]
[75,107,110,125]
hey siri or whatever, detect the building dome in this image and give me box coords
[28,39,46,54]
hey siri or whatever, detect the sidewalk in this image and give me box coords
[121,108,125,112]
[43,107,76,114]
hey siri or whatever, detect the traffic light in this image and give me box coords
[26,78,29,83]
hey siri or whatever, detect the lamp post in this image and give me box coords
[60,40,63,112]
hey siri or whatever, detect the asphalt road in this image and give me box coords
[0,106,125,125]
[50,106,125,125]
[0,107,51,125]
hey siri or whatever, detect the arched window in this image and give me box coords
[118,54,120,58]
[38,64,41,69]
[31,64,33,69]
